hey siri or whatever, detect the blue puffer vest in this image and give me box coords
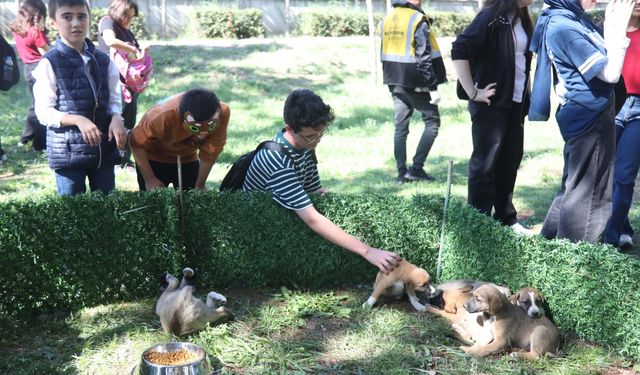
[45,37,119,170]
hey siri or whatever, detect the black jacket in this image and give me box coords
[451,8,531,110]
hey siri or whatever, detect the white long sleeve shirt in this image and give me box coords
[33,44,122,128]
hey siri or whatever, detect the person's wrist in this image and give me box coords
[470,90,478,100]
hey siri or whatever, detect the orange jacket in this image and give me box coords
[130,93,229,164]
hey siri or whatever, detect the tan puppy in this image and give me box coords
[156,267,233,336]
[363,259,436,311]
[461,285,559,360]
[425,280,511,345]
[510,287,546,318]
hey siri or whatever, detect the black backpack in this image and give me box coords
[220,140,295,192]
[0,34,20,91]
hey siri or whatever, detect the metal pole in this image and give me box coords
[436,160,453,283]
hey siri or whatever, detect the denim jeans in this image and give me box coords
[55,165,115,196]
[391,91,440,174]
[541,101,615,243]
[604,96,640,245]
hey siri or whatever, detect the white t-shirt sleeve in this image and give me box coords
[108,60,122,115]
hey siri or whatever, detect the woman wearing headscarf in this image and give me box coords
[529,0,635,243]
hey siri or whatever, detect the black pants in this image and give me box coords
[120,91,139,164]
[391,90,440,174]
[136,159,199,191]
[467,101,524,226]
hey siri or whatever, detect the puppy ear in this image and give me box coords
[509,292,519,305]
[487,291,505,315]
[459,284,473,294]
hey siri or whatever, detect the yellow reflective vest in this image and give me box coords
[380,6,446,89]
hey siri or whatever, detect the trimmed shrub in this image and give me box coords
[294,9,473,37]
[1,191,640,361]
[0,191,181,317]
[47,8,148,43]
[295,8,378,37]
[429,12,475,37]
[193,6,264,39]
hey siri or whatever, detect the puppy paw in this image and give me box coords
[362,296,377,309]
[208,291,227,303]
[165,273,177,283]
[182,267,194,277]
[460,345,471,353]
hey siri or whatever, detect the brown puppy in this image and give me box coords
[425,280,511,345]
[510,287,546,318]
[461,285,559,360]
[156,267,233,336]
[363,259,435,311]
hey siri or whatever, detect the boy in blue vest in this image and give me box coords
[33,0,126,196]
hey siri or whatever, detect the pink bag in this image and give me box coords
[112,51,153,103]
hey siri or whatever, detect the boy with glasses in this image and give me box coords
[243,89,400,274]
[129,88,229,191]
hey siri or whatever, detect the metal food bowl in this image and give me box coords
[135,342,216,375]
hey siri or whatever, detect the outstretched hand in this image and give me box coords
[604,0,635,44]
[364,247,401,274]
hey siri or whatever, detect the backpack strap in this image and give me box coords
[259,140,317,169]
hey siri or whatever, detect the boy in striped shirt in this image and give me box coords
[243,89,400,274]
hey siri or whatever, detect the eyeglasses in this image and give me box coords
[183,111,219,134]
[296,128,328,144]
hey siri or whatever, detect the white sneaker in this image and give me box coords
[619,234,634,248]
[511,223,534,236]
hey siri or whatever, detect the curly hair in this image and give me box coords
[10,0,47,36]
[283,89,335,132]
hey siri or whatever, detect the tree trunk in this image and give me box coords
[366,0,377,85]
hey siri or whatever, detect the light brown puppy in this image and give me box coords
[156,268,233,336]
[363,259,436,311]
[510,287,546,318]
[461,285,559,360]
[425,280,511,345]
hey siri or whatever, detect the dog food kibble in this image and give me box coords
[144,348,200,366]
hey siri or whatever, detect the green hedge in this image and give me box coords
[192,6,264,39]
[46,8,148,43]
[1,191,639,361]
[294,9,473,37]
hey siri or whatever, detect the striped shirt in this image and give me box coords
[242,130,322,210]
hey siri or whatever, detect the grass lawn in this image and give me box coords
[1,36,639,374]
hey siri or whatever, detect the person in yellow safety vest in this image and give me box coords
[380,0,447,185]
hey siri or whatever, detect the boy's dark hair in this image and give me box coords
[178,88,220,121]
[49,0,90,19]
[283,89,335,132]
